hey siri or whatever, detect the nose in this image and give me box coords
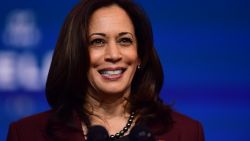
[104,41,122,63]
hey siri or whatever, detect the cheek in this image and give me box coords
[125,49,139,65]
[89,50,102,66]
[87,66,98,84]
[88,50,100,79]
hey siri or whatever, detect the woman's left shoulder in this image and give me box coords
[171,111,202,127]
[156,111,205,141]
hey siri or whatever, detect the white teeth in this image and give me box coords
[101,70,123,75]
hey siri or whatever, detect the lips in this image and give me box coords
[98,67,127,80]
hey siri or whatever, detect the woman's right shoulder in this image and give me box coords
[10,110,54,130]
[7,110,55,141]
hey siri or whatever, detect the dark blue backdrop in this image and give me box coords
[1,0,250,141]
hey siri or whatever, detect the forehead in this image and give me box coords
[88,4,135,34]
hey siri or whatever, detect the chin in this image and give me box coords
[98,85,130,95]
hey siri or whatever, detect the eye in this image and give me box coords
[90,38,106,47]
[118,37,133,46]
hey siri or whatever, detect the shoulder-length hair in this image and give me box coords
[46,0,172,136]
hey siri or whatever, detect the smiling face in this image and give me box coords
[87,5,140,97]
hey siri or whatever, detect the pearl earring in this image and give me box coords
[137,64,141,69]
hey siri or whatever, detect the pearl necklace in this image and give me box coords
[109,112,136,140]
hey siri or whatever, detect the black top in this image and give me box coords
[116,135,129,141]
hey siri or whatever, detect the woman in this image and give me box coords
[7,0,204,141]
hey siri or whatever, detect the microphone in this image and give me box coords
[129,124,156,141]
[87,124,156,141]
[87,125,110,141]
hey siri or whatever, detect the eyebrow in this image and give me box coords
[89,32,134,38]
[89,33,106,37]
[118,32,134,37]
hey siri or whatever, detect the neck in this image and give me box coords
[82,89,135,136]
[84,90,130,119]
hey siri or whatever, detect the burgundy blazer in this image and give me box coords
[7,110,204,141]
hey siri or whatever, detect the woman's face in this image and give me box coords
[87,5,140,96]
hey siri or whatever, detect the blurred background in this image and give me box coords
[0,0,249,140]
